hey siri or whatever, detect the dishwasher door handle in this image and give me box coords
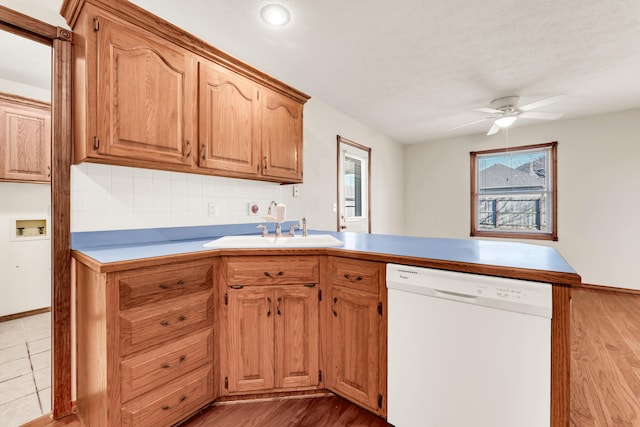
[434,289,478,301]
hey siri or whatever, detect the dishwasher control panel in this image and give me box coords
[386,264,552,318]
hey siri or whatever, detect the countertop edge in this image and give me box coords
[71,245,582,286]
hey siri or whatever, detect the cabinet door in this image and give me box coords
[261,88,303,182]
[199,61,260,176]
[329,286,380,411]
[0,97,51,182]
[275,286,319,389]
[226,288,275,392]
[94,16,196,166]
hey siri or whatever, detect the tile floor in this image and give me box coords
[0,313,51,426]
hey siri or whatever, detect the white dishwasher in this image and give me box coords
[386,264,552,427]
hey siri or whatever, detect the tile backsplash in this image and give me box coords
[71,163,283,232]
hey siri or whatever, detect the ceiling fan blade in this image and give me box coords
[475,107,502,114]
[519,111,564,120]
[519,94,567,111]
[448,117,492,131]
[487,122,501,135]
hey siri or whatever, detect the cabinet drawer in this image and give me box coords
[121,328,214,402]
[120,291,213,355]
[329,257,383,293]
[118,260,213,310]
[121,364,214,427]
[226,256,319,285]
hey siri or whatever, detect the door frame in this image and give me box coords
[336,135,371,233]
[0,7,73,419]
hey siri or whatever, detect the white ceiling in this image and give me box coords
[2,0,640,144]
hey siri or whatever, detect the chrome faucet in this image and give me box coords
[267,201,278,215]
[275,223,282,237]
[256,224,268,237]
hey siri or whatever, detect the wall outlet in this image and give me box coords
[292,185,300,197]
[332,202,337,213]
[208,202,216,217]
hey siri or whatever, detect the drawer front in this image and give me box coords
[121,329,214,402]
[120,291,213,355]
[118,260,213,310]
[121,364,214,427]
[330,257,383,293]
[226,256,319,285]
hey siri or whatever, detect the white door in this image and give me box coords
[337,136,370,233]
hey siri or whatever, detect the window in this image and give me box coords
[470,142,557,241]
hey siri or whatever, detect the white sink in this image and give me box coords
[203,234,344,248]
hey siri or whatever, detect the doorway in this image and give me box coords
[337,135,371,233]
[0,5,73,422]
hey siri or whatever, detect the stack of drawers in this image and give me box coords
[115,259,215,426]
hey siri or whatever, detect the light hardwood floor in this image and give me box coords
[23,286,640,426]
[570,287,640,426]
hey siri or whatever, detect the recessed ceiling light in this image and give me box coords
[260,4,290,26]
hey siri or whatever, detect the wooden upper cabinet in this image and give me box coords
[0,93,51,183]
[92,14,197,166]
[261,88,303,182]
[198,61,260,176]
[62,0,309,183]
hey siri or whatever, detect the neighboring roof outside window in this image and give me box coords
[478,163,545,191]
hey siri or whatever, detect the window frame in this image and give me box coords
[470,141,558,241]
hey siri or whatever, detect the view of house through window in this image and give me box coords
[470,142,557,241]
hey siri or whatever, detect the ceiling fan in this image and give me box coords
[450,95,566,135]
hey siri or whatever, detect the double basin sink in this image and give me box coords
[203,234,344,249]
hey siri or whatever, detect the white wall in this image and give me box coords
[71,97,405,234]
[0,78,50,103]
[404,108,640,290]
[0,182,51,316]
[282,98,405,234]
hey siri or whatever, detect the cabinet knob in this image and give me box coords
[162,395,187,411]
[160,355,187,369]
[159,280,185,290]
[264,271,284,279]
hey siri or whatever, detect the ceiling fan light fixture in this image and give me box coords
[260,4,291,26]
[494,115,517,128]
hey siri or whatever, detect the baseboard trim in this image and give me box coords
[0,306,51,322]
[577,283,640,296]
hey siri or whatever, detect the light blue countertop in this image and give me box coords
[71,223,577,275]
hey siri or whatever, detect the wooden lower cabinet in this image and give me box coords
[327,257,387,416]
[73,252,387,425]
[74,257,216,427]
[223,285,320,394]
[220,256,320,395]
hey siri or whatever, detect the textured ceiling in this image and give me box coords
[2,0,640,144]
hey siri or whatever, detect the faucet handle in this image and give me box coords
[256,224,268,237]
[289,224,300,236]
